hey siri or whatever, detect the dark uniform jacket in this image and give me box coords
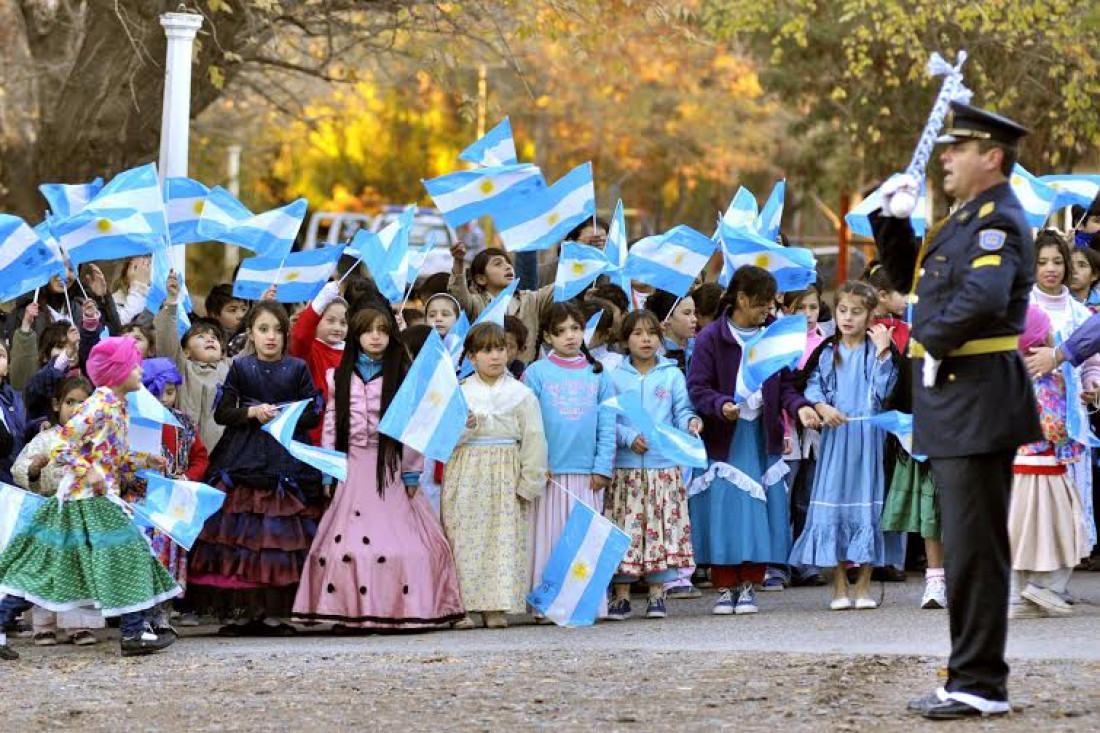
[871,181,1040,458]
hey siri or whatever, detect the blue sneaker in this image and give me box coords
[761,575,785,592]
[645,596,667,619]
[735,582,759,615]
[666,584,702,600]
[712,589,735,615]
[607,597,632,621]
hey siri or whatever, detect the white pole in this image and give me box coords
[225,144,243,276]
[158,9,203,280]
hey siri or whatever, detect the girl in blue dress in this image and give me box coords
[789,281,899,610]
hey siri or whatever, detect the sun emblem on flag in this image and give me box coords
[171,504,189,521]
[569,560,592,581]
[674,253,684,266]
[426,390,445,408]
[753,254,771,268]
[747,347,757,362]
[547,212,561,226]
[96,219,112,233]
[1011,174,1024,188]
[193,201,205,215]
[571,262,586,275]
[284,270,301,281]
[480,179,495,194]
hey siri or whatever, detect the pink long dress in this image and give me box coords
[292,371,465,628]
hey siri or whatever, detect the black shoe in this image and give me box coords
[120,629,176,657]
[872,566,907,582]
[907,692,941,713]
[791,572,828,587]
[0,644,18,661]
[153,625,179,640]
[921,699,1003,720]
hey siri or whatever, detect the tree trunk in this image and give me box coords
[0,0,41,219]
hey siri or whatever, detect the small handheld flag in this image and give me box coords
[127,470,226,551]
[845,176,929,240]
[602,390,707,469]
[583,309,604,347]
[0,215,65,303]
[163,177,211,245]
[496,162,596,253]
[262,399,348,481]
[864,411,927,461]
[554,243,611,302]
[444,312,471,368]
[1039,174,1100,213]
[234,245,345,303]
[473,280,518,327]
[722,187,759,230]
[718,222,817,293]
[605,199,632,305]
[459,117,519,167]
[1009,165,1059,228]
[735,315,808,403]
[197,186,307,259]
[39,178,104,220]
[0,483,46,553]
[79,163,166,233]
[754,180,786,242]
[127,385,182,455]
[622,225,715,298]
[423,164,545,229]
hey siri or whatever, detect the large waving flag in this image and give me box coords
[622,225,715,298]
[51,208,161,267]
[497,162,596,253]
[127,470,226,551]
[473,280,518,327]
[459,117,518,167]
[845,175,929,240]
[527,501,631,627]
[864,411,927,461]
[127,385,182,455]
[605,199,632,303]
[379,329,469,463]
[554,243,611,302]
[722,187,759,230]
[1009,164,1058,228]
[0,483,46,553]
[234,245,345,303]
[197,186,306,259]
[80,164,166,232]
[755,180,786,242]
[718,222,817,293]
[0,215,65,303]
[734,315,808,402]
[602,389,707,469]
[1039,174,1100,213]
[163,177,210,245]
[263,399,348,480]
[39,178,104,220]
[423,164,545,229]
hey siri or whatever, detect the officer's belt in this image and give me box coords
[908,335,1019,359]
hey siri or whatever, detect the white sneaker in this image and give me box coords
[921,577,947,609]
[1009,599,1047,619]
[1021,584,1072,615]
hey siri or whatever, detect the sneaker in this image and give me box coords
[1009,600,1047,619]
[69,630,98,647]
[177,612,200,628]
[483,611,508,629]
[712,589,735,615]
[120,626,176,658]
[761,575,785,592]
[452,616,476,630]
[33,632,57,647]
[693,569,714,589]
[1055,589,1075,605]
[1021,583,1072,615]
[854,597,879,610]
[734,582,759,615]
[645,596,667,619]
[921,577,948,609]
[0,643,18,661]
[606,598,632,621]
[666,585,703,600]
[829,597,853,611]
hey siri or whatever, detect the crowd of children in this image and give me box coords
[1,217,1099,659]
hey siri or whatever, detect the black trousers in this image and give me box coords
[929,451,1015,702]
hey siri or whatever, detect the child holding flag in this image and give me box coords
[789,282,899,610]
[522,303,615,621]
[0,337,179,660]
[443,322,547,630]
[687,266,815,616]
[289,281,348,445]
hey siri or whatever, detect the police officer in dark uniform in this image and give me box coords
[871,102,1041,720]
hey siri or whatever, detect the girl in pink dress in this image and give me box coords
[292,308,464,630]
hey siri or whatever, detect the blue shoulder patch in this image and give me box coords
[978,229,1006,252]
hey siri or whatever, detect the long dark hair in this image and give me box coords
[333,308,408,496]
[718,265,777,315]
[540,302,602,373]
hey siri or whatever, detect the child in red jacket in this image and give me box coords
[290,282,348,444]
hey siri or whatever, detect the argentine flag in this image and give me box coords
[51,208,161,268]
[262,399,348,480]
[735,315,807,403]
[602,389,707,469]
[605,199,632,304]
[527,501,631,627]
[39,178,104,219]
[234,245,345,303]
[554,243,610,302]
[622,225,715,298]
[164,177,210,245]
[80,164,166,234]
[407,234,436,285]
[0,215,65,303]
[755,180,786,242]
[473,280,518,327]
[128,385,182,455]
[459,117,518,167]
[865,411,927,461]
[127,470,226,551]
[444,312,471,369]
[198,186,307,259]
[722,186,759,230]
[0,483,46,554]
[379,330,469,463]
[718,222,817,293]
[1009,164,1058,228]
[352,206,414,302]
[845,175,928,240]
[1039,173,1100,213]
[583,309,604,347]
[497,162,596,253]
[423,164,545,229]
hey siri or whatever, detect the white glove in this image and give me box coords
[881,173,919,219]
[311,281,341,314]
[922,356,942,388]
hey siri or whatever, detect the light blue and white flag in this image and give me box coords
[459,117,518,167]
[146,242,194,316]
[234,245,345,303]
[0,215,65,303]
[163,177,210,245]
[1039,174,1100,213]
[1056,335,1100,449]
[722,186,759,230]
[718,221,817,293]
[473,280,518,327]
[497,162,595,253]
[407,233,436,284]
[734,315,807,403]
[39,178,104,220]
[0,483,46,553]
[602,389,707,469]
[128,385,182,455]
[622,225,715,298]
[444,312,471,368]
[127,470,226,551]
[583,309,604,347]
[80,164,166,231]
[51,208,161,267]
[845,175,929,239]
[423,164,545,229]
[605,199,632,304]
[865,411,927,461]
[197,186,307,259]
[755,180,786,242]
[1009,164,1058,228]
[262,399,348,480]
[527,500,631,627]
[352,206,414,302]
[554,243,610,302]
[379,330,469,463]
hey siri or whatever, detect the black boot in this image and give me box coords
[120,625,177,657]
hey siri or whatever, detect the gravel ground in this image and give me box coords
[2,576,1097,731]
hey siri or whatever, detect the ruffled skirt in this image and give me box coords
[1009,472,1091,572]
[604,467,694,577]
